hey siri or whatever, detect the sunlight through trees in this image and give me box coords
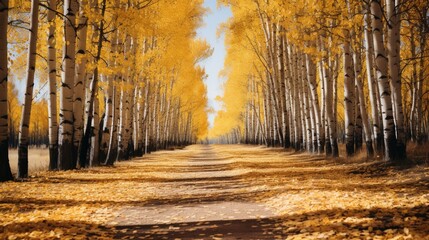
[0,0,211,181]
[0,0,428,178]
[210,0,429,163]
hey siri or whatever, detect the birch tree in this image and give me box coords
[73,0,89,166]
[79,0,106,167]
[363,4,383,154]
[17,0,40,178]
[0,0,13,182]
[47,0,59,170]
[386,0,407,161]
[343,26,356,157]
[354,44,375,158]
[371,0,396,161]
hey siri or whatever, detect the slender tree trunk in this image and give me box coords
[126,76,135,158]
[409,29,418,142]
[354,46,374,158]
[105,44,121,164]
[143,81,151,154]
[294,52,303,150]
[163,79,174,149]
[319,58,329,154]
[364,5,383,154]
[18,0,39,178]
[151,82,160,151]
[100,0,119,163]
[277,35,286,147]
[278,36,289,148]
[416,26,426,144]
[100,74,113,162]
[386,0,406,162]
[371,0,396,162]
[303,76,312,152]
[90,82,100,166]
[0,0,13,182]
[332,54,340,156]
[59,0,78,170]
[354,85,363,151]
[47,0,58,170]
[105,84,119,165]
[306,54,323,153]
[72,0,89,167]
[79,0,106,167]
[321,40,338,157]
[343,28,355,157]
[117,36,132,160]
[135,84,144,156]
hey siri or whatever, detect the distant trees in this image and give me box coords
[211,0,429,163]
[1,0,210,181]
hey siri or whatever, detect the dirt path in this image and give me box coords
[1,145,429,239]
[112,145,279,239]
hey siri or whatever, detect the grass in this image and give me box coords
[9,148,49,176]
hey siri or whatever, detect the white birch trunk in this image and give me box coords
[305,54,323,153]
[135,85,144,155]
[303,76,312,152]
[343,28,356,157]
[371,0,396,161]
[79,0,105,167]
[59,0,78,170]
[321,39,338,157]
[100,73,114,162]
[353,46,375,158]
[364,5,383,154]
[409,30,418,142]
[105,84,120,165]
[293,51,303,150]
[386,0,406,161]
[117,81,126,159]
[416,30,426,144]
[332,54,340,152]
[0,0,13,181]
[318,59,327,153]
[105,55,120,163]
[90,81,100,166]
[47,0,59,170]
[72,0,88,165]
[101,0,119,163]
[18,0,39,178]
[120,36,133,159]
[142,80,150,154]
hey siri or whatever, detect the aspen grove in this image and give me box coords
[210,0,429,163]
[0,0,428,181]
[2,0,429,238]
[0,0,210,181]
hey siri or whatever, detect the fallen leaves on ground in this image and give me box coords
[227,146,429,239]
[1,145,428,239]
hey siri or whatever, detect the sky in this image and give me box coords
[196,0,232,129]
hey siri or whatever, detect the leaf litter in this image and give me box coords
[0,145,428,239]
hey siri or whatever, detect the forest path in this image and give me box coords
[112,144,280,239]
[1,145,429,239]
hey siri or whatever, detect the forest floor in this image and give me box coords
[1,145,429,239]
